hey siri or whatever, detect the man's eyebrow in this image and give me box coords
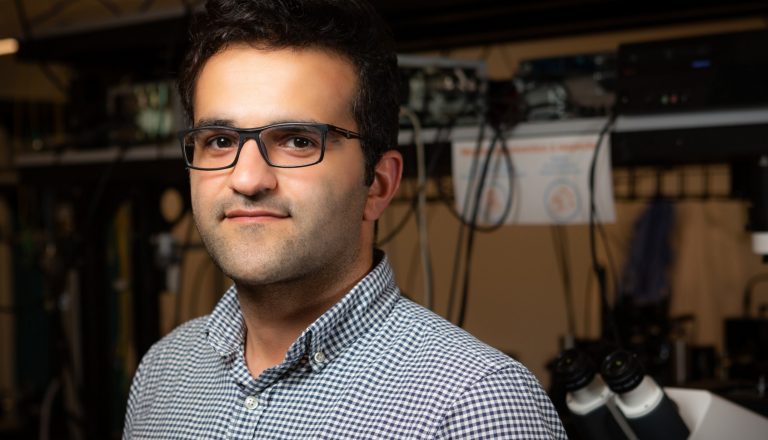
[194,118,236,128]
[194,118,327,129]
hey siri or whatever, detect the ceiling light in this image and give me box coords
[0,38,19,56]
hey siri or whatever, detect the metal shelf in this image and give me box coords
[14,143,180,168]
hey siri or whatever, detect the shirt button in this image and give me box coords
[244,395,259,410]
[313,351,327,363]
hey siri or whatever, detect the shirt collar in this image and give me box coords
[206,284,244,362]
[206,251,400,372]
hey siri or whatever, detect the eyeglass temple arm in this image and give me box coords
[331,126,361,139]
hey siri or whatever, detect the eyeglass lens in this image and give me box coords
[182,124,326,169]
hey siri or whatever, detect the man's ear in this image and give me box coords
[364,150,403,221]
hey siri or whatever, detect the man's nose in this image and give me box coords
[227,139,277,196]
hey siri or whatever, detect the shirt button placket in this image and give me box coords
[234,392,266,439]
[244,395,260,410]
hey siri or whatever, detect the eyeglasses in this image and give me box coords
[178,122,361,170]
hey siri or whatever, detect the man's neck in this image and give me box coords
[237,252,376,378]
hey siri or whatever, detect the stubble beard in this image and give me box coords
[193,191,367,297]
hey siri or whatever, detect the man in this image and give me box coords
[123,0,567,438]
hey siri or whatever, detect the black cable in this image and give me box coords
[402,62,487,233]
[551,225,576,336]
[375,182,420,247]
[475,134,515,233]
[405,71,505,239]
[447,124,518,324]
[376,195,418,247]
[457,130,504,327]
[375,126,452,247]
[435,175,476,225]
[430,84,475,146]
[596,220,620,303]
[588,113,621,347]
[446,123,488,322]
[433,138,514,234]
[583,263,595,337]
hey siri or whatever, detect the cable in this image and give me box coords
[583,263,595,337]
[476,134,515,233]
[376,122,451,247]
[587,113,621,347]
[596,219,621,304]
[433,140,515,233]
[376,139,450,247]
[448,125,517,326]
[446,122,488,322]
[399,107,434,311]
[377,195,417,247]
[456,129,505,328]
[551,225,576,337]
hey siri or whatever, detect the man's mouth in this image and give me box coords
[223,208,289,223]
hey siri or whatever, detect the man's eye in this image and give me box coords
[210,136,235,148]
[287,137,313,149]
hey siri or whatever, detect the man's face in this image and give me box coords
[190,45,369,288]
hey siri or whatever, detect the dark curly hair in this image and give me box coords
[178,0,400,184]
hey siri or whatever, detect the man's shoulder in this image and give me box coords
[373,298,566,438]
[391,299,510,354]
[380,297,531,383]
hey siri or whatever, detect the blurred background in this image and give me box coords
[1,0,768,438]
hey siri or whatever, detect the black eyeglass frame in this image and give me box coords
[178,122,362,171]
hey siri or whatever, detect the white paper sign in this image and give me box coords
[451,134,615,225]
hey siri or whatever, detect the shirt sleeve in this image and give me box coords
[434,363,568,439]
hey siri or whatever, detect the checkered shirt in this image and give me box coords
[123,254,567,439]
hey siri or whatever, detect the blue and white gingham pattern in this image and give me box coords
[123,254,567,439]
